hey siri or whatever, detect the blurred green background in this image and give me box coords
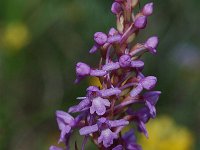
[0,0,200,149]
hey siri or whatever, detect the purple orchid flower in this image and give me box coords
[68,87,121,115]
[90,96,110,115]
[90,29,121,54]
[98,128,118,148]
[144,91,161,118]
[102,55,144,72]
[56,110,75,143]
[80,118,129,148]
[130,75,157,97]
[75,62,107,83]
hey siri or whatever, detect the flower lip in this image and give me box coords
[90,97,110,116]
[98,128,118,148]
[94,32,108,45]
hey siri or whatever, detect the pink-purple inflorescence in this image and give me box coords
[50,0,161,150]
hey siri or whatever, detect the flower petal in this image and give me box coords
[90,69,107,76]
[102,62,120,71]
[59,125,71,143]
[130,84,143,97]
[131,60,144,68]
[90,97,110,116]
[108,27,118,36]
[56,111,74,127]
[143,91,161,105]
[94,32,108,45]
[100,88,121,97]
[146,101,156,118]
[135,107,151,123]
[79,124,98,135]
[109,119,129,127]
[122,129,137,143]
[107,34,121,43]
[137,121,148,138]
[89,44,99,53]
[68,98,90,113]
[98,129,118,148]
[141,76,157,90]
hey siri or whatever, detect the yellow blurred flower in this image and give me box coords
[1,22,30,52]
[139,116,194,150]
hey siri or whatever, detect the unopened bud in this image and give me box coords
[134,16,147,29]
[94,32,108,45]
[111,2,122,15]
[142,2,154,16]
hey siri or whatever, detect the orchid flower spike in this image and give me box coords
[50,1,161,150]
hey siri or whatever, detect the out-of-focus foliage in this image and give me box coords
[0,0,200,149]
[139,116,194,150]
[2,23,30,52]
